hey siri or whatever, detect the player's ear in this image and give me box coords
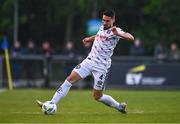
[112,17,115,23]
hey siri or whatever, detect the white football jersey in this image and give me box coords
[86,25,125,71]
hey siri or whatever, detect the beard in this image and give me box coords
[103,24,111,30]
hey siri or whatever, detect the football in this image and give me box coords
[42,101,57,115]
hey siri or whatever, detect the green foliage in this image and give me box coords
[142,0,162,15]
[139,0,180,54]
[0,0,15,33]
[1,0,15,12]
[0,0,179,55]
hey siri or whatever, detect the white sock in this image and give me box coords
[51,80,72,104]
[98,94,119,109]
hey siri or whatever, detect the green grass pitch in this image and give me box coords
[0,89,180,123]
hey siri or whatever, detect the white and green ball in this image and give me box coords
[42,101,57,115]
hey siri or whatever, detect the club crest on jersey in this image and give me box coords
[75,64,81,69]
[107,29,111,34]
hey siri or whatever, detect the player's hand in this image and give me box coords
[111,26,118,36]
[82,37,91,47]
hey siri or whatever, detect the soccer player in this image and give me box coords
[37,9,134,113]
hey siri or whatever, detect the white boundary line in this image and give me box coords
[0,110,145,115]
[0,111,144,114]
[1,110,179,115]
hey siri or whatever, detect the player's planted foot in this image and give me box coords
[117,102,127,114]
[36,100,43,108]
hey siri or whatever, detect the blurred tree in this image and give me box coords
[0,0,179,55]
[139,0,180,54]
[0,0,14,38]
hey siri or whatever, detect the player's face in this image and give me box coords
[102,15,114,30]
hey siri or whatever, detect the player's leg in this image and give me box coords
[93,89,127,113]
[92,71,127,113]
[50,71,81,104]
[93,89,119,108]
[50,61,92,104]
[37,70,81,107]
[37,61,91,107]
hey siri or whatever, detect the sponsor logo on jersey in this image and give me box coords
[96,34,108,41]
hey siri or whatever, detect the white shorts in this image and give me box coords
[72,59,109,90]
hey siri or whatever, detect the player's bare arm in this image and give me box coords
[111,26,134,41]
[82,35,96,47]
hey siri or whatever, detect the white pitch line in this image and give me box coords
[0,112,42,115]
[0,111,144,115]
[3,111,177,114]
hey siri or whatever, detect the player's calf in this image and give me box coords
[93,90,103,101]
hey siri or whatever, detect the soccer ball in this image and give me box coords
[42,101,57,115]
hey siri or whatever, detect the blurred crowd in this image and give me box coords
[1,38,179,87]
[10,40,53,58]
[129,38,180,63]
[6,39,90,86]
[0,38,178,63]
[8,39,91,58]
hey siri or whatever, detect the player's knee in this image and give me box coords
[93,92,103,101]
[66,71,81,84]
[66,75,75,84]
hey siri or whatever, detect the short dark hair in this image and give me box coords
[103,9,115,18]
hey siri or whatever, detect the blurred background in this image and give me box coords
[0,0,180,89]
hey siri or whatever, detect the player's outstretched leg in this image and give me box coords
[35,80,72,109]
[36,71,81,110]
[35,80,71,110]
[51,80,72,104]
[51,71,81,104]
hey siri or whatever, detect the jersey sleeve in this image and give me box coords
[116,27,125,39]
